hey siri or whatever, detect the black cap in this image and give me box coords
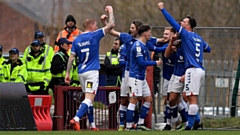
[58,38,72,45]
[9,48,19,54]
[31,40,41,46]
[65,15,76,25]
[34,31,44,39]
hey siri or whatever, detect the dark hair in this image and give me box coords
[114,37,123,45]
[138,24,151,36]
[132,20,143,31]
[186,15,197,29]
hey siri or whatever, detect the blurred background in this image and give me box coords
[0,0,240,54]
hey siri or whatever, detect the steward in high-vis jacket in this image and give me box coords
[23,31,54,64]
[49,38,71,92]
[104,37,122,86]
[54,15,82,54]
[24,40,52,95]
[0,48,27,83]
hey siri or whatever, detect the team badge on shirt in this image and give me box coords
[87,81,93,88]
[136,46,141,52]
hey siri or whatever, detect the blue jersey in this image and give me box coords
[161,8,211,70]
[173,46,185,76]
[71,29,105,74]
[161,43,175,80]
[129,40,157,80]
[119,44,127,78]
[119,33,158,71]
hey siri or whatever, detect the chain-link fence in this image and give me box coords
[152,27,240,119]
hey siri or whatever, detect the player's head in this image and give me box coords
[65,15,76,28]
[163,27,176,42]
[129,20,143,38]
[181,15,197,31]
[138,24,152,40]
[83,18,97,31]
[112,37,121,51]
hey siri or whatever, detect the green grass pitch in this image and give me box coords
[0,130,240,135]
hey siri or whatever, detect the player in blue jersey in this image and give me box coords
[164,33,188,130]
[125,25,162,131]
[117,43,128,131]
[64,5,115,131]
[158,27,176,126]
[158,2,211,130]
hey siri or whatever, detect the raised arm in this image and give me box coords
[103,6,115,34]
[101,14,120,37]
[158,2,181,33]
[164,34,177,58]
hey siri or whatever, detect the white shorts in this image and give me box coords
[168,75,184,93]
[78,70,99,94]
[162,79,170,96]
[120,70,129,97]
[185,68,205,96]
[128,77,151,97]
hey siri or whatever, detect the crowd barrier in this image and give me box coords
[28,95,53,131]
[52,66,153,130]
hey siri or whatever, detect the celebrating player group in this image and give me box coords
[65,2,211,131]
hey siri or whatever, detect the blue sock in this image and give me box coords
[126,103,135,127]
[166,105,171,125]
[179,108,188,123]
[134,110,139,124]
[186,115,195,130]
[139,105,149,120]
[87,105,94,123]
[76,103,88,118]
[195,112,201,123]
[170,105,178,122]
[119,110,127,126]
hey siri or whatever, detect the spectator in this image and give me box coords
[49,38,71,91]
[104,37,122,86]
[0,48,27,83]
[65,5,115,131]
[24,40,52,95]
[54,15,82,54]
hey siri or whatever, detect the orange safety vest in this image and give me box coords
[54,27,82,53]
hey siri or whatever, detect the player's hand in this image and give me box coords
[158,2,164,9]
[171,46,177,52]
[100,14,108,25]
[156,60,162,66]
[170,34,178,42]
[105,5,113,13]
[101,14,108,20]
[65,73,71,85]
[179,75,185,83]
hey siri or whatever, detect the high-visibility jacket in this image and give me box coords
[24,51,52,91]
[71,59,80,86]
[0,56,5,65]
[0,59,27,83]
[23,43,54,63]
[54,27,82,54]
[104,51,122,86]
[51,51,68,78]
[0,56,5,74]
